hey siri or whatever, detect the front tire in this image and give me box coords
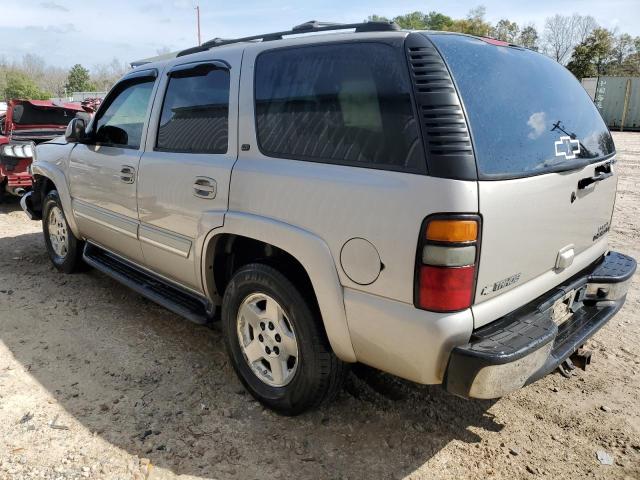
[42,190,84,273]
[222,263,346,415]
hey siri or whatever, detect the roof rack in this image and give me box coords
[176,20,401,57]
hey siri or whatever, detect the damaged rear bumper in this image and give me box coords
[444,251,636,399]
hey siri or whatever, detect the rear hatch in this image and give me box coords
[430,34,617,327]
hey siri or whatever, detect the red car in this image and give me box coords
[0,99,87,199]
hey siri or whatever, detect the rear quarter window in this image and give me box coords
[429,34,615,179]
[254,42,425,173]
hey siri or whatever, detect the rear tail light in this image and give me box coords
[415,215,481,312]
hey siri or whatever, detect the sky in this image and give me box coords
[1,0,639,69]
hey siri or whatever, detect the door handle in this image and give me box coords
[193,177,217,199]
[577,163,613,189]
[120,165,136,184]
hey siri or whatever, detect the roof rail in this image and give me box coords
[176,20,401,57]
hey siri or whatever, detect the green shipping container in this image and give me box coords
[585,76,640,132]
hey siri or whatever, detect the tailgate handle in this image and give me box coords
[577,163,613,189]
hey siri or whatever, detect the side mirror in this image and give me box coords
[96,125,128,146]
[65,117,86,143]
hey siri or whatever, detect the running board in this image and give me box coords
[83,243,213,325]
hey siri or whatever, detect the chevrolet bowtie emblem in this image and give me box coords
[554,136,580,160]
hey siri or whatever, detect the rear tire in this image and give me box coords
[42,190,84,273]
[221,263,347,415]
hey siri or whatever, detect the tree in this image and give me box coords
[392,11,430,29]
[518,24,540,51]
[64,64,95,93]
[605,33,640,76]
[4,71,50,100]
[566,28,614,79]
[368,10,453,31]
[492,19,519,43]
[91,58,128,92]
[448,6,492,37]
[423,11,454,31]
[21,54,46,82]
[465,6,492,36]
[542,14,597,64]
[367,14,391,23]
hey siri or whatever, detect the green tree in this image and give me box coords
[566,28,614,79]
[492,19,519,43]
[423,11,454,31]
[367,14,391,23]
[64,64,95,93]
[518,25,540,51]
[4,71,50,100]
[369,10,453,32]
[392,11,429,29]
[606,33,639,75]
[448,6,492,37]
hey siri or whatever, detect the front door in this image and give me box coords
[68,71,157,263]
[137,55,239,291]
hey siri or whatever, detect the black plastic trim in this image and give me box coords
[177,20,401,57]
[122,68,158,82]
[445,250,636,398]
[403,33,477,181]
[167,60,231,76]
[83,243,214,325]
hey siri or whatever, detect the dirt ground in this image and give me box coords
[0,132,638,480]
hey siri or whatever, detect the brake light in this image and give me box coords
[415,215,480,312]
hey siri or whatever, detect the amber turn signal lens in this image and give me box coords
[426,219,478,243]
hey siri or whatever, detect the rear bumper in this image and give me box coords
[444,251,636,399]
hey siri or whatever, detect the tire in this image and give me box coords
[42,190,85,273]
[221,263,347,415]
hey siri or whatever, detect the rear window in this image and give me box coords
[254,42,425,173]
[429,34,615,179]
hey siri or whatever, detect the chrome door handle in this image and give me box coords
[120,165,135,184]
[193,177,217,199]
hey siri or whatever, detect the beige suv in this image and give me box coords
[22,21,636,414]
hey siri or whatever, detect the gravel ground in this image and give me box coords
[0,132,638,480]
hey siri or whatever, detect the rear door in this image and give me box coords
[430,34,617,327]
[137,53,239,291]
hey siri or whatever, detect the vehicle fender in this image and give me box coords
[31,161,81,238]
[200,211,357,363]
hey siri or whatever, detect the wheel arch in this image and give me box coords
[31,162,80,238]
[200,212,357,362]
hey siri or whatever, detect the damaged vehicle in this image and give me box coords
[0,99,87,200]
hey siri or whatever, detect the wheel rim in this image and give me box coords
[47,205,69,259]
[236,293,299,387]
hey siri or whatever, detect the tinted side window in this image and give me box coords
[255,43,424,172]
[95,80,154,149]
[157,67,229,154]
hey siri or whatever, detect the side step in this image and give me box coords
[83,243,214,325]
